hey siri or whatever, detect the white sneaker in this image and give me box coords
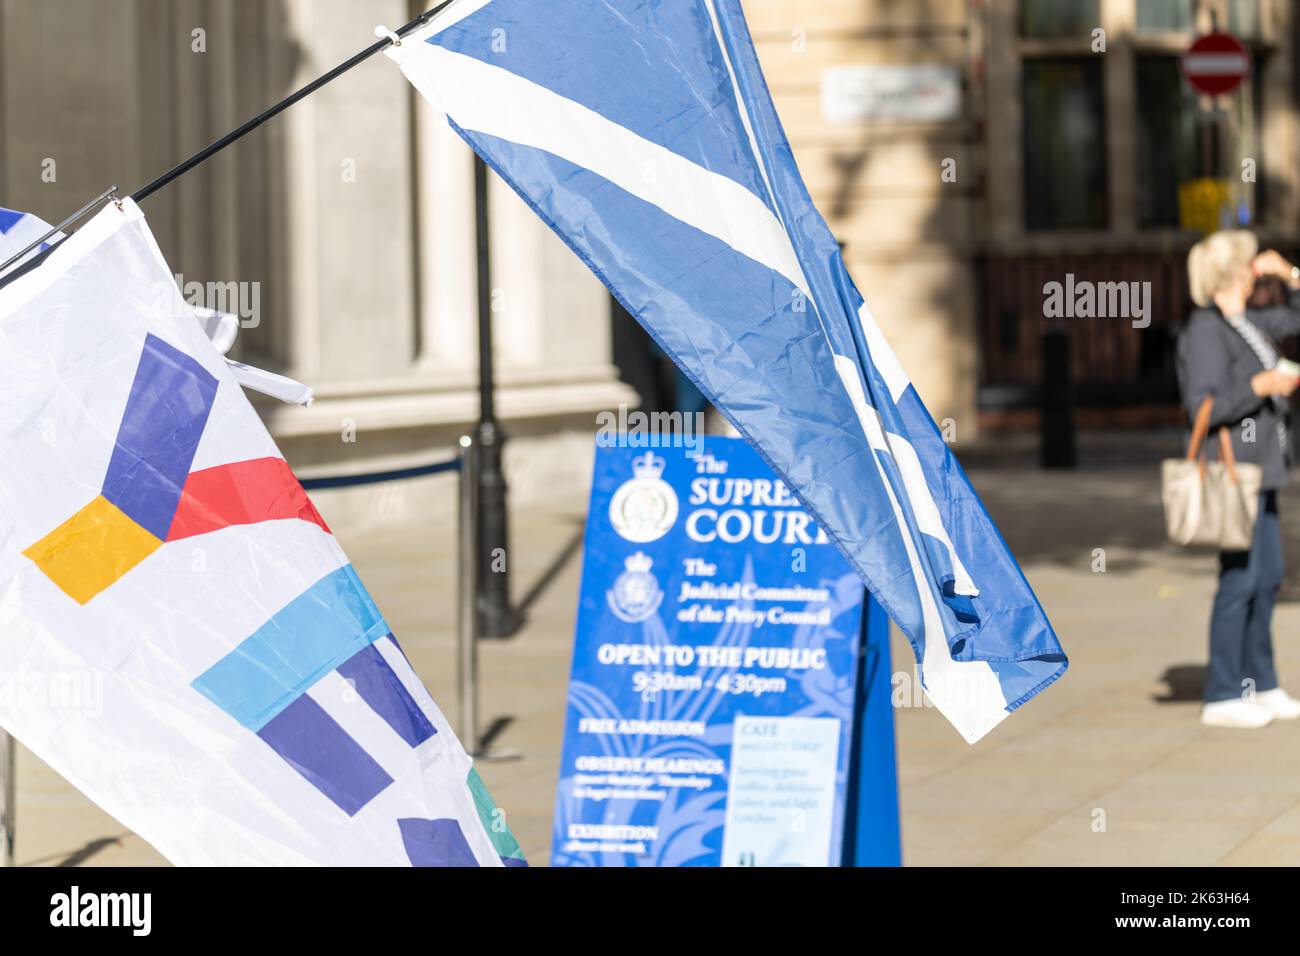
[1201,699,1274,728]
[1256,689,1300,720]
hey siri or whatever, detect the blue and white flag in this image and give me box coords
[389,0,1067,743]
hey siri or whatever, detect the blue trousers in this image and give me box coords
[1206,491,1282,703]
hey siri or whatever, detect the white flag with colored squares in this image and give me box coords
[0,200,524,867]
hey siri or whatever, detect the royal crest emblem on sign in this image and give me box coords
[608,451,678,543]
[607,551,664,623]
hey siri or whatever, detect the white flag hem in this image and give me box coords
[0,199,140,318]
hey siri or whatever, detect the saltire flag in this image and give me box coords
[0,200,524,866]
[388,0,1067,743]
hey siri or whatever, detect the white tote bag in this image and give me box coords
[1162,396,1261,551]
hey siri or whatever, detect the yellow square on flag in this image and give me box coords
[23,495,163,605]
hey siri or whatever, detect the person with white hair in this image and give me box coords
[1178,229,1300,728]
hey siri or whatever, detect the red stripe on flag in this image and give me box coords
[167,457,330,541]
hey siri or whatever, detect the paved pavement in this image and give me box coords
[10,429,1300,866]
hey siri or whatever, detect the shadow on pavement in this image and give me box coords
[19,835,126,867]
[1152,664,1207,703]
[516,517,585,618]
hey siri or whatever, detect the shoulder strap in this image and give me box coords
[1186,395,1243,484]
[1218,425,1240,483]
[1186,396,1214,461]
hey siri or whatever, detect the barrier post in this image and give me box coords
[456,435,522,763]
[473,155,521,640]
[457,435,480,751]
[0,730,14,866]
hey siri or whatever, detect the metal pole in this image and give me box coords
[457,436,481,751]
[0,185,118,278]
[0,2,458,295]
[456,435,522,763]
[0,730,14,867]
[131,1,456,204]
[473,155,521,639]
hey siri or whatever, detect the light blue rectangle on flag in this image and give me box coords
[192,564,389,731]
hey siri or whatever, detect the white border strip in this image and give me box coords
[399,44,813,298]
[309,671,416,783]
[834,356,1006,742]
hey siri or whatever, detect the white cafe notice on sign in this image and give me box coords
[722,715,841,867]
[821,64,962,123]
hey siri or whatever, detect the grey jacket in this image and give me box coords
[1175,289,1300,490]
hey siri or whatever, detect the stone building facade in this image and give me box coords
[2,0,1298,525]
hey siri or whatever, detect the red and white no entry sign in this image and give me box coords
[1182,32,1251,96]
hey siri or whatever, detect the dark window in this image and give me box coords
[1136,55,1200,228]
[1021,0,1099,37]
[1022,58,1109,229]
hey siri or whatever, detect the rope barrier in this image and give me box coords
[298,457,460,491]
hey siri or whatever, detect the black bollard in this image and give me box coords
[1040,330,1078,469]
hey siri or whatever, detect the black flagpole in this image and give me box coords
[130,0,456,204]
[0,0,456,292]
[0,0,523,637]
